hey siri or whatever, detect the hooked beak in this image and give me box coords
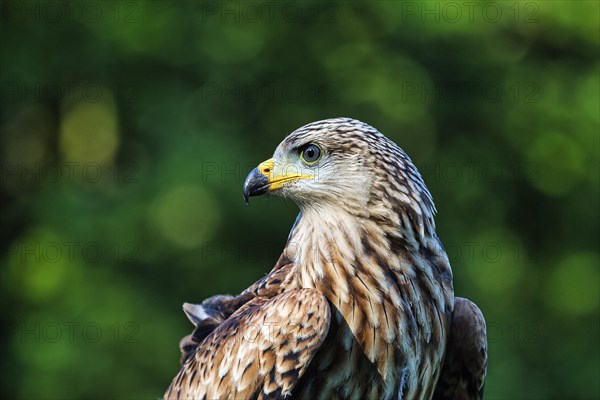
[242,158,311,204]
[243,163,271,204]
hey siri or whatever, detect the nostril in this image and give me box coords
[264,168,270,173]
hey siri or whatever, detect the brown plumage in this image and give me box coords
[433,298,487,400]
[164,118,487,399]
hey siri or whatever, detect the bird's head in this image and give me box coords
[243,118,436,233]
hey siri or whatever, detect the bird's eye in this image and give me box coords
[301,144,322,164]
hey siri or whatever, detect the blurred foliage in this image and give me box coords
[1,1,598,398]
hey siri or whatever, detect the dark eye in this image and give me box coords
[301,144,321,164]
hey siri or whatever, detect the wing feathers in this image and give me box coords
[433,297,487,400]
[164,289,331,400]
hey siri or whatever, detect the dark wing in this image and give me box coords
[164,288,331,400]
[433,297,488,400]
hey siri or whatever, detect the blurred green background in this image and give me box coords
[1,1,598,398]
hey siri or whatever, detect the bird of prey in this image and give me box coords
[164,118,487,400]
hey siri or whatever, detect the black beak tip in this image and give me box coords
[242,167,269,205]
[242,183,251,205]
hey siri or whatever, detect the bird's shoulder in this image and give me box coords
[165,288,331,399]
[177,253,301,364]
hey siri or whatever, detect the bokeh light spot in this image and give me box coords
[548,253,599,316]
[528,131,585,196]
[7,228,73,302]
[150,184,220,249]
[59,100,119,165]
[464,230,524,293]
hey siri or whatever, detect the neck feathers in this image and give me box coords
[284,206,453,383]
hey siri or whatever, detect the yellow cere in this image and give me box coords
[257,158,313,191]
